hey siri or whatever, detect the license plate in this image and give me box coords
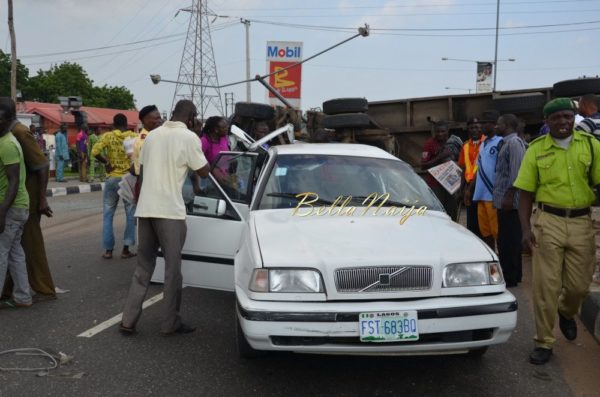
[359,311,419,342]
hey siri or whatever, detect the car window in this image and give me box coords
[182,173,241,220]
[211,153,256,203]
[257,154,444,211]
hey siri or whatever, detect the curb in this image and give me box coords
[580,290,600,344]
[46,183,104,197]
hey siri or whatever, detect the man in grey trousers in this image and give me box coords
[120,100,209,335]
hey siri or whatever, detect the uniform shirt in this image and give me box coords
[132,128,149,176]
[513,130,600,209]
[0,132,29,209]
[493,133,526,209]
[135,121,208,220]
[91,129,138,178]
[473,135,503,202]
[458,136,485,183]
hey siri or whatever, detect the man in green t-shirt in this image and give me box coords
[0,97,32,308]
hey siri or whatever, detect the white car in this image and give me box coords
[152,127,517,357]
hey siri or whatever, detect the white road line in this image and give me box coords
[78,184,91,193]
[77,292,164,338]
[52,187,67,196]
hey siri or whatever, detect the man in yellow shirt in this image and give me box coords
[92,114,138,260]
[514,98,600,365]
[132,105,162,176]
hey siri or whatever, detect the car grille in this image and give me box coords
[334,266,432,293]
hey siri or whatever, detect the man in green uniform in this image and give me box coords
[87,128,105,182]
[514,98,600,365]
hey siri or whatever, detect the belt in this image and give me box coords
[537,203,590,218]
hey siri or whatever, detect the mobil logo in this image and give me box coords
[267,45,301,59]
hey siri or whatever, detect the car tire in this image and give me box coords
[553,77,600,98]
[235,102,275,120]
[467,346,489,357]
[492,93,546,114]
[322,98,368,115]
[236,309,265,359]
[322,113,371,130]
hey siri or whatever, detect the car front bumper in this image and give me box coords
[236,287,517,355]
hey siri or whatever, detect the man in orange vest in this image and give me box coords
[459,117,485,237]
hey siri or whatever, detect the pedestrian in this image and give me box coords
[575,94,600,138]
[87,128,104,182]
[493,113,526,288]
[514,98,600,365]
[470,121,503,250]
[0,97,32,308]
[55,123,69,182]
[459,117,485,237]
[91,114,138,260]
[200,116,229,165]
[421,121,462,221]
[76,125,89,182]
[119,100,209,336]
[2,107,55,300]
[132,105,162,176]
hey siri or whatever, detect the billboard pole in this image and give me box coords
[242,19,251,102]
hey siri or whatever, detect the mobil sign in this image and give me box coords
[266,41,303,108]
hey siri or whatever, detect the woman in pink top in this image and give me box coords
[200,116,229,164]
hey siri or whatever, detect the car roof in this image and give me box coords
[270,143,400,161]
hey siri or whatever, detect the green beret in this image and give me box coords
[543,98,576,118]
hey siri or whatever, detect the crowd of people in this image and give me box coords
[421,95,600,365]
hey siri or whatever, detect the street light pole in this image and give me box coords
[493,0,500,92]
[241,19,251,102]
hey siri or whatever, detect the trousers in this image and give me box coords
[0,208,31,304]
[497,209,523,286]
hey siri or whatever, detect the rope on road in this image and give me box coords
[0,348,59,372]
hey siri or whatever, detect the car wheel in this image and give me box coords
[236,309,265,359]
[322,98,368,115]
[492,93,546,114]
[553,77,600,97]
[467,346,489,357]
[322,113,371,130]
[235,102,275,120]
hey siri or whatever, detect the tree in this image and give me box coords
[88,85,135,110]
[0,50,28,98]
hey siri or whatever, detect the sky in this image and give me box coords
[1,0,599,119]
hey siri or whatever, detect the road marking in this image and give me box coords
[77,292,164,338]
[78,184,91,193]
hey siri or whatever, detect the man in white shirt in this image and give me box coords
[120,100,209,336]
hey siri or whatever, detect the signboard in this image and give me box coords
[266,41,303,108]
[427,160,463,194]
[476,61,493,93]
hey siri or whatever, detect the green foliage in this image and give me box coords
[0,50,29,97]
[5,58,136,110]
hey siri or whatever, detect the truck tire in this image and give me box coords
[492,93,546,114]
[322,98,368,115]
[553,78,600,98]
[322,113,371,129]
[235,102,275,120]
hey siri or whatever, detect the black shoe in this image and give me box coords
[558,312,577,341]
[161,323,196,336]
[118,323,137,336]
[529,347,552,365]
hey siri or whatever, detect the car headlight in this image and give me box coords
[249,269,324,293]
[442,262,504,287]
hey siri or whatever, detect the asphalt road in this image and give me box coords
[1,191,599,397]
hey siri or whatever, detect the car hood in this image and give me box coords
[252,209,494,268]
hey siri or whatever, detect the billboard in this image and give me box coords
[476,62,493,93]
[266,41,303,108]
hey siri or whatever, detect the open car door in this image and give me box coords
[151,152,259,291]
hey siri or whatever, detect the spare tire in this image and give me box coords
[493,93,546,114]
[234,102,275,120]
[553,78,600,98]
[322,98,368,115]
[322,113,371,129]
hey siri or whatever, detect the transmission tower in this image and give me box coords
[172,0,224,120]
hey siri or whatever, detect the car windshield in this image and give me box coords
[257,154,444,211]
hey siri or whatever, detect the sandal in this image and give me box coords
[121,252,137,259]
[102,251,113,259]
[0,299,32,309]
[118,323,137,336]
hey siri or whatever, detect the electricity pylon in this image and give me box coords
[172,0,224,120]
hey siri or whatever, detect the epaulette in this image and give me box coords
[528,134,546,146]
[575,130,595,140]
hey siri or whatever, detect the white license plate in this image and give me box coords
[359,311,419,342]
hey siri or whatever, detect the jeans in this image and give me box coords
[103,177,136,250]
[0,207,31,304]
[56,159,66,181]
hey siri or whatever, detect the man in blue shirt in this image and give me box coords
[54,124,69,182]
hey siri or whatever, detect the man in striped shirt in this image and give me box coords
[575,94,600,139]
[493,114,527,287]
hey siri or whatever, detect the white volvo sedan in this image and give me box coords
[152,133,517,358]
